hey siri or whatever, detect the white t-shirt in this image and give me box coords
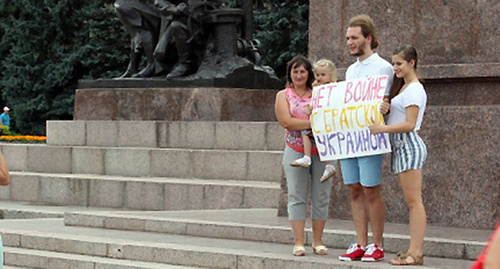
[346,53,394,95]
[387,82,427,131]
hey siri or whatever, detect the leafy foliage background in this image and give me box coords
[0,0,308,134]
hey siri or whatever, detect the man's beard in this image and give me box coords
[351,41,366,57]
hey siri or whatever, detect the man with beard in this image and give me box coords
[337,14,393,263]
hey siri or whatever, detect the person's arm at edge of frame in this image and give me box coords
[484,226,500,269]
[0,149,10,186]
[275,90,311,131]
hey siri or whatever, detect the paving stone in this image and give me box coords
[247,151,282,182]
[266,122,285,150]
[2,144,28,171]
[150,149,192,178]
[104,148,150,177]
[117,121,157,148]
[72,147,105,175]
[86,121,118,147]
[215,122,266,150]
[47,121,86,146]
[163,183,204,210]
[39,176,88,206]
[9,174,40,203]
[171,121,216,149]
[125,180,165,210]
[193,150,247,180]
[88,179,125,208]
[27,145,72,174]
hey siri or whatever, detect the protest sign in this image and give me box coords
[310,75,391,161]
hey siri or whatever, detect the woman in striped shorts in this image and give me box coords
[369,45,427,266]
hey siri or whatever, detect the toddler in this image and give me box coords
[290,59,338,182]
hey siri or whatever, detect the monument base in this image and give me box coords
[74,87,279,121]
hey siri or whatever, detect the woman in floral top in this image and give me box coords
[275,55,333,256]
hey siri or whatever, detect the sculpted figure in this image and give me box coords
[154,0,220,78]
[154,0,195,78]
[115,0,162,78]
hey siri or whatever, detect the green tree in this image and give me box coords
[0,0,128,134]
[254,0,309,80]
[0,0,307,134]
[229,0,309,81]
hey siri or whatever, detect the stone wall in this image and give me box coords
[278,106,500,230]
[304,0,500,229]
[309,0,499,69]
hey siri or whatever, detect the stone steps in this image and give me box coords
[0,218,475,269]
[1,144,283,182]
[4,247,207,269]
[0,202,489,261]
[62,208,487,261]
[46,121,284,150]
[0,201,133,220]
[0,172,279,210]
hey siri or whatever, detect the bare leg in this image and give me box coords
[290,133,312,167]
[364,185,386,247]
[400,169,426,257]
[302,133,312,157]
[349,183,369,247]
[290,220,306,246]
[312,219,326,247]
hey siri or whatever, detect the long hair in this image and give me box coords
[313,59,338,83]
[387,45,419,101]
[286,55,315,89]
[348,14,379,50]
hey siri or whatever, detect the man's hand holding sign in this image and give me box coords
[310,75,391,161]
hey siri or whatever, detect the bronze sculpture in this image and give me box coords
[110,0,281,89]
[114,0,161,78]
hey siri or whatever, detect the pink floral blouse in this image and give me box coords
[284,87,318,154]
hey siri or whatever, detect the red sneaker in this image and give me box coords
[361,243,384,262]
[338,243,365,261]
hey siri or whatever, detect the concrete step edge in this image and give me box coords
[3,246,207,269]
[46,120,284,151]
[0,227,474,269]
[0,201,138,220]
[62,210,485,261]
[4,146,284,182]
[9,171,280,188]
[4,174,280,210]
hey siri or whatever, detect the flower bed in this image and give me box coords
[1,135,47,143]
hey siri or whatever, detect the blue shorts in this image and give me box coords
[339,154,385,187]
